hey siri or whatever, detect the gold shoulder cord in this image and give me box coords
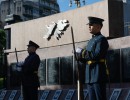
[82,49,86,58]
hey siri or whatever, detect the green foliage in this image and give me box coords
[0,29,6,50]
[0,29,5,89]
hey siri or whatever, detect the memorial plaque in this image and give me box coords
[47,58,59,85]
[122,47,130,81]
[52,90,62,100]
[38,59,46,85]
[106,49,120,82]
[40,90,50,100]
[125,90,130,100]
[109,89,122,100]
[83,89,88,99]
[60,56,73,84]
[8,90,17,100]
[65,89,75,100]
[0,90,7,99]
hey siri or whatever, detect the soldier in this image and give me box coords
[21,40,40,100]
[76,16,109,100]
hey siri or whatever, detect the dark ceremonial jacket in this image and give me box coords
[21,52,40,87]
[81,32,109,83]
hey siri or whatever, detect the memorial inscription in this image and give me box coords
[60,56,73,84]
[65,89,75,100]
[125,90,130,100]
[8,90,17,100]
[52,90,62,100]
[107,49,120,82]
[47,58,59,85]
[122,47,130,81]
[40,90,50,100]
[38,59,46,85]
[83,89,88,99]
[109,89,122,100]
[0,90,7,99]
[18,94,23,100]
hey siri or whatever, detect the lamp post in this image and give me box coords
[69,0,86,8]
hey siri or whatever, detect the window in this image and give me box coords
[5,28,11,49]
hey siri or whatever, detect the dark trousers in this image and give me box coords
[22,86,38,100]
[87,83,106,100]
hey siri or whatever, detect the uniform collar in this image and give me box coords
[29,52,36,55]
[92,32,101,37]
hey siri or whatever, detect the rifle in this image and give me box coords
[15,48,18,63]
[71,26,84,100]
[15,48,23,98]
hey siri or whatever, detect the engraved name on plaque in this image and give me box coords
[52,90,62,100]
[65,89,75,100]
[0,90,7,99]
[122,47,130,81]
[8,90,17,100]
[18,94,23,100]
[60,56,73,85]
[107,49,120,82]
[47,58,59,85]
[38,59,46,85]
[125,90,130,100]
[109,89,122,100]
[83,89,88,99]
[40,90,50,100]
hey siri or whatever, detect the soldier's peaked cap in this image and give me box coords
[27,40,39,48]
[87,16,104,25]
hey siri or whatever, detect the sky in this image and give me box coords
[0,0,102,12]
[57,0,102,12]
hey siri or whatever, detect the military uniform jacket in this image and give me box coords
[81,32,109,83]
[21,52,40,87]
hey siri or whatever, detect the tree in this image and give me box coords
[0,29,6,50]
[0,29,6,74]
[0,29,6,89]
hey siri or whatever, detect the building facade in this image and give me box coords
[3,0,125,89]
[0,0,60,27]
[123,0,130,36]
[1,1,130,99]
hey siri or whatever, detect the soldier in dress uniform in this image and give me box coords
[76,16,109,100]
[21,40,40,100]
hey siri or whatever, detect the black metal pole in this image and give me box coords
[15,48,18,63]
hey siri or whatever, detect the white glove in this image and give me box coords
[76,47,83,53]
[16,67,22,72]
[16,62,24,72]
